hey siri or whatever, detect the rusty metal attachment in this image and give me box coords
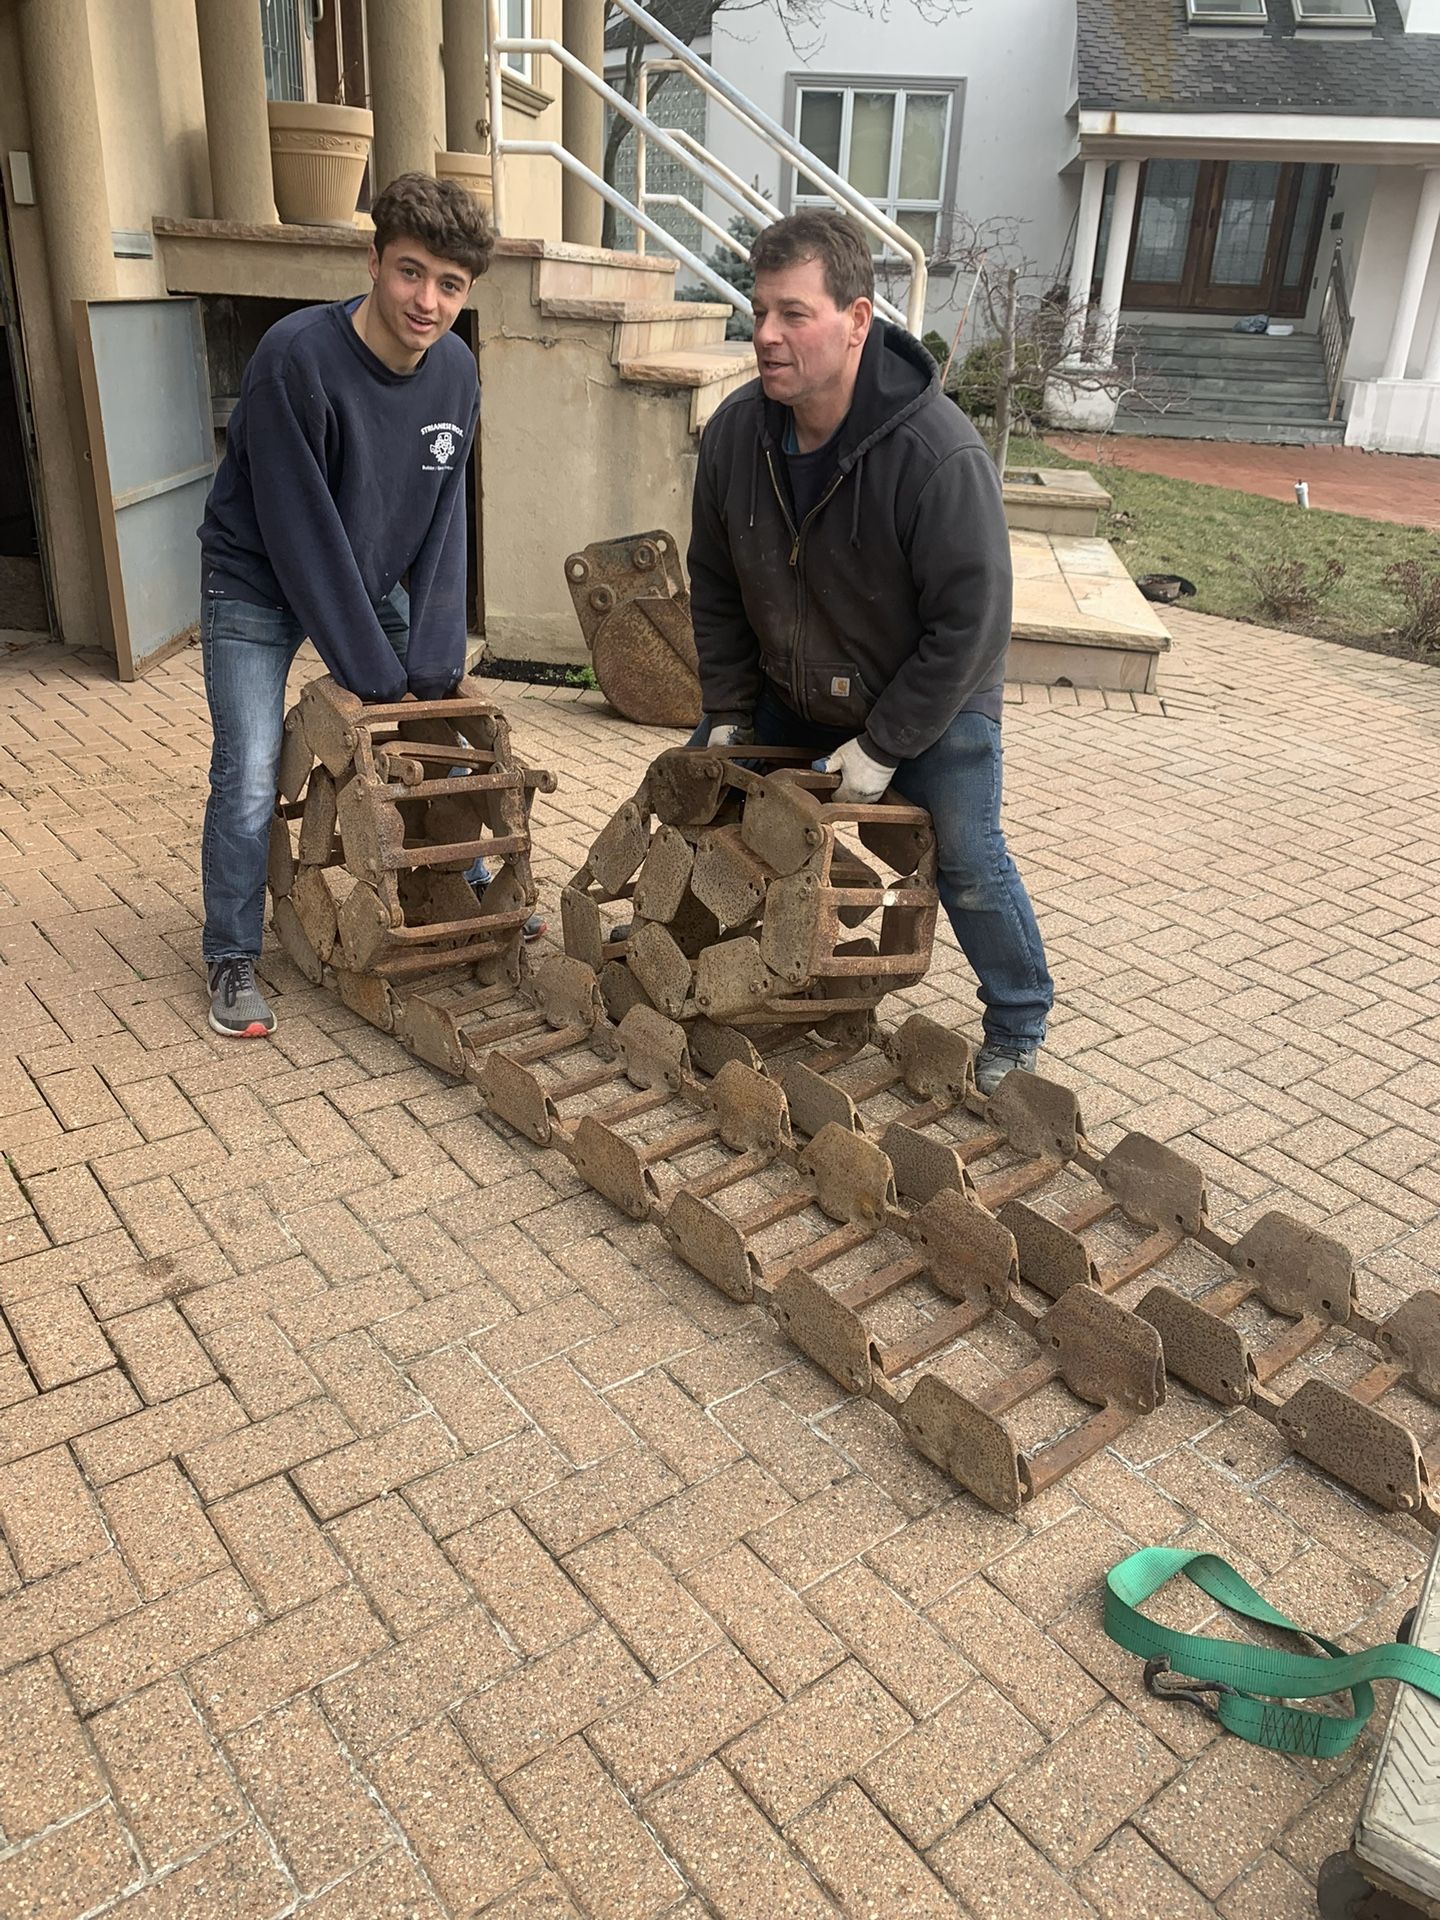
[563,745,939,1037]
[564,530,702,729]
[899,1287,1164,1514]
[468,967,1440,1526]
[273,689,1440,1533]
[269,672,556,1028]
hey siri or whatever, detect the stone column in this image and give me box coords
[1383,167,1440,381]
[443,0,488,151]
[17,0,115,646]
[1093,157,1140,366]
[562,0,604,247]
[17,0,116,325]
[1062,159,1108,364]
[371,0,440,188]
[195,0,279,224]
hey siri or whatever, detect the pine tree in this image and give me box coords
[677,214,759,340]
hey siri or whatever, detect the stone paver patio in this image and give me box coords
[2,610,1439,1918]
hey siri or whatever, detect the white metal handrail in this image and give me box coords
[612,0,927,329]
[646,193,750,263]
[494,140,752,312]
[654,116,909,330]
[649,113,774,235]
[483,0,928,333]
[638,62,916,328]
[487,21,767,305]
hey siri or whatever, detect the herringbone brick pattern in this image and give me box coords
[0,614,1438,1917]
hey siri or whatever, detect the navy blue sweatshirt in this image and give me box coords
[199,298,480,701]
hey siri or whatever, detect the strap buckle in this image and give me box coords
[1144,1655,1238,1720]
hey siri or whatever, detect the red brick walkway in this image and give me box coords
[1046,434,1440,532]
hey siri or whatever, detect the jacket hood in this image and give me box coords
[758,320,938,470]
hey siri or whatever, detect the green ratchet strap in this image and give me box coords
[1105,1546,1440,1759]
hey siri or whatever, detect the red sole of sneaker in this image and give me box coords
[208,1015,273,1039]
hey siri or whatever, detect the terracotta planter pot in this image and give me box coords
[436,150,493,209]
[268,102,374,227]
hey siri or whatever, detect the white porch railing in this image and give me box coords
[483,0,928,335]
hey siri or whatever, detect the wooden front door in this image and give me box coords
[1115,160,1330,317]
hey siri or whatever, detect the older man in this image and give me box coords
[687,209,1052,1092]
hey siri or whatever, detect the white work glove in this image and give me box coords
[707,722,754,749]
[813,736,893,803]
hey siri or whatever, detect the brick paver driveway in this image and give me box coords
[1,611,1439,1918]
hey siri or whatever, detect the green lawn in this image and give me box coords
[1007,433,1440,648]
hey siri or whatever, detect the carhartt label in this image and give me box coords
[831,676,851,698]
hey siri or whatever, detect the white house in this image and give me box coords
[659,0,1440,453]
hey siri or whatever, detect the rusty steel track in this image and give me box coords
[363,951,1439,1524]
[269,694,1440,1525]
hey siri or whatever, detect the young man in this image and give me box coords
[688,210,1053,1094]
[198,171,518,1040]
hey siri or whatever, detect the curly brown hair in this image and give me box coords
[748,211,874,310]
[371,172,494,279]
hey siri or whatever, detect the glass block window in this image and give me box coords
[608,73,708,258]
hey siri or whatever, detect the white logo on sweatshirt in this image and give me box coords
[421,421,465,472]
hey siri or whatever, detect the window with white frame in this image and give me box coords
[502,0,533,79]
[1186,0,1267,21]
[1292,0,1375,21]
[790,82,959,258]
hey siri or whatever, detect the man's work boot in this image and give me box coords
[975,1040,1038,1098]
[207,957,277,1038]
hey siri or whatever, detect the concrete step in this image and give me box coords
[533,244,678,311]
[1156,373,1332,401]
[1137,340,1325,362]
[537,295,733,364]
[1156,388,1334,414]
[1124,319,1338,441]
[618,341,757,433]
[1113,411,1345,445]
[1134,342,1326,371]
[1137,358,1330,387]
[614,307,732,364]
[1151,395,1341,422]
[1131,327,1320,352]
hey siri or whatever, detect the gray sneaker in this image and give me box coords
[207,958,276,1039]
[975,1040,1037,1097]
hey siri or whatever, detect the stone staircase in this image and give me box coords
[531,245,756,434]
[469,240,759,661]
[1115,322,1344,446]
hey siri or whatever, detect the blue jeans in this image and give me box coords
[200,587,410,963]
[695,686,1053,1046]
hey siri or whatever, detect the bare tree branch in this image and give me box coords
[600,0,972,239]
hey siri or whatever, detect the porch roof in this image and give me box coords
[1077,0,1440,119]
[1074,107,1440,164]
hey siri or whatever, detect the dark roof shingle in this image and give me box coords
[1077,0,1440,116]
